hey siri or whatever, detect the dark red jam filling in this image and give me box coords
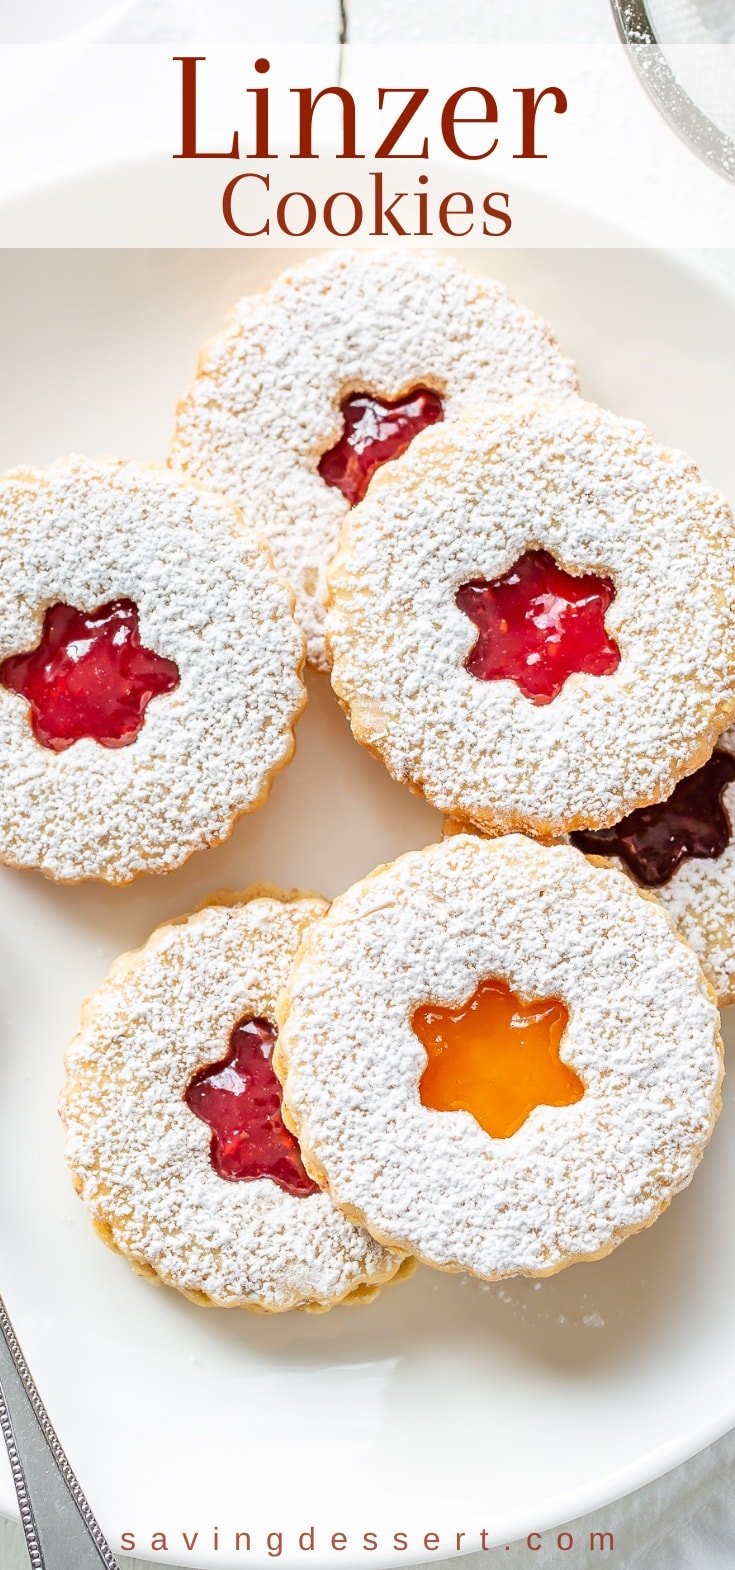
[318,387,444,506]
[185,1017,318,1197]
[456,549,620,704]
[0,599,179,752]
[571,748,735,888]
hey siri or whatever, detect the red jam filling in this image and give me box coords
[318,387,444,506]
[456,549,620,704]
[185,1017,318,1196]
[571,748,735,888]
[414,977,582,1140]
[0,599,179,752]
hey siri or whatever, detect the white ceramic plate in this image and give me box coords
[0,216,734,1570]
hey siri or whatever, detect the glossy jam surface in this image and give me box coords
[0,599,180,752]
[185,1017,319,1196]
[414,977,581,1140]
[318,387,444,506]
[456,549,620,704]
[572,748,735,888]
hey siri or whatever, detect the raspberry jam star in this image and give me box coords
[456,549,620,704]
[0,598,180,751]
[319,387,444,506]
[186,1017,319,1196]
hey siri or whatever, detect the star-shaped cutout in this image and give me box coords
[0,598,179,751]
[414,976,582,1140]
[185,1017,319,1196]
[318,386,444,506]
[572,747,735,887]
[456,549,620,704]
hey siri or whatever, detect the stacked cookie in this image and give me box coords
[61,890,412,1313]
[1,251,733,1312]
[61,848,722,1308]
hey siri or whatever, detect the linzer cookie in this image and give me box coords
[168,250,578,669]
[0,456,305,882]
[275,835,722,1280]
[60,890,409,1312]
[327,398,735,838]
[572,726,735,1004]
[447,727,735,1005]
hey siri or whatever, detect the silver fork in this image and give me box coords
[0,1293,119,1570]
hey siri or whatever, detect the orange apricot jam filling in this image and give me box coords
[413,977,583,1139]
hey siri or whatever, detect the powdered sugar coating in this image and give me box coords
[0,457,306,882]
[446,729,735,1006]
[327,398,735,836]
[168,250,579,669]
[276,836,722,1278]
[61,891,406,1312]
[630,726,735,1006]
